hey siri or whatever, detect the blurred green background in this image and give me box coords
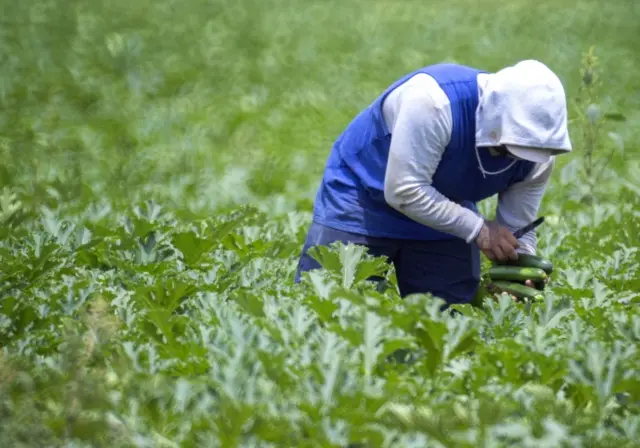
[1,0,638,219]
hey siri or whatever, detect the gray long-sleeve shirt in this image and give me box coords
[382,73,554,255]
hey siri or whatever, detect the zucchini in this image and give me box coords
[490,281,544,301]
[488,266,547,282]
[496,254,553,275]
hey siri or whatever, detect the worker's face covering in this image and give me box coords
[474,60,572,177]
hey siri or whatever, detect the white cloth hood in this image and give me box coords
[475,60,572,163]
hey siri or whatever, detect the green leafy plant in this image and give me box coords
[571,46,627,202]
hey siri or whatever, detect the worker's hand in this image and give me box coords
[475,220,520,262]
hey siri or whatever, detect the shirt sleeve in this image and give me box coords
[382,74,485,243]
[495,157,555,255]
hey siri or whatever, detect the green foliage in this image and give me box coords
[0,0,639,446]
[569,46,628,202]
[0,196,638,446]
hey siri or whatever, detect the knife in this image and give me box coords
[513,216,545,239]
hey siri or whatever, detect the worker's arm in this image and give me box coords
[382,74,485,243]
[494,158,555,255]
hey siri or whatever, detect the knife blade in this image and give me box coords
[513,216,545,239]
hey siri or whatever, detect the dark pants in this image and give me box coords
[294,221,481,305]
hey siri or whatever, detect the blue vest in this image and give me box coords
[312,63,535,240]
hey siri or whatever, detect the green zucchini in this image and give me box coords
[496,254,553,275]
[490,281,544,301]
[488,266,548,282]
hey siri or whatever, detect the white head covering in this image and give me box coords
[475,60,572,166]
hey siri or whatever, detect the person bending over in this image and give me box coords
[295,60,572,305]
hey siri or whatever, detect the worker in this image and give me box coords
[293,60,572,306]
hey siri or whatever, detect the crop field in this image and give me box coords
[1,0,639,446]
